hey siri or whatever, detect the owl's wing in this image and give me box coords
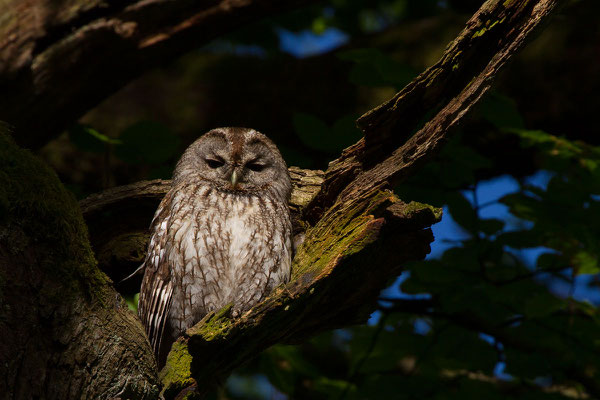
[138,198,175,362]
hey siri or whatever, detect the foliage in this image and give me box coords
[223,92,600,398]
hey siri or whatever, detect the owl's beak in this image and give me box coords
[230,170,239,187]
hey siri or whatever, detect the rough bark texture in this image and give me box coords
[307,0,564,222]
[0,131,158,399]
[0,0,319,149]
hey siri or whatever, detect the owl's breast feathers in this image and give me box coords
[139,183,292,363]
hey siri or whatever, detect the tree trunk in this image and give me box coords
[0,131,158,399]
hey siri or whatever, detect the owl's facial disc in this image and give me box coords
[174,127,290,200]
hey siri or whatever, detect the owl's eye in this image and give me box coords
[205,157,225,169]
[246,161,266,172]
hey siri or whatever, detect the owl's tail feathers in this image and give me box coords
[119,263,146,284]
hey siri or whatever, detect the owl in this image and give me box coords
[138,127,293,366]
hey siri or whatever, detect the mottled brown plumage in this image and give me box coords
[138,127,292,366]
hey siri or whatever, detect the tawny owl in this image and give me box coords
[138,127,293,366]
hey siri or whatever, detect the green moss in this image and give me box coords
[160,341,195,398]
[472,15,505,39]
[473,27,488,38]
[292,190,394,279]
[403,201,443,221]
[187,303,233,340]
[0,131,107,300]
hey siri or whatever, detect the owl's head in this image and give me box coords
[173,127,292,200]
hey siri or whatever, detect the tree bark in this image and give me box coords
[0,0,566,399]
[0,0,319,149]
[0,130,158,399]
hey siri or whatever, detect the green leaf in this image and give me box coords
[479,218,505,235]
[479,92,524,129]
[293,112,361,153]
[292,112,332,151]
[573,251,599,274]
[331,114,363,148]
[348,62,389,87]
[499,192,539,222]
[441,142,492,171]
[523,292,564,318]
[337,48,381,63]
[115,121,180,164]
[446,192,478,233]
[124,292,139,312]
[311,16,328,34]
[69,124,119,153]
[496,230,541,249]
[338,48,416,87]
[312,377,352,397]
[536,252,565,270]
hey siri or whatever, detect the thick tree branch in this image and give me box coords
[0,0,319,149]
[307,0,565,222]
[81,170,441,399]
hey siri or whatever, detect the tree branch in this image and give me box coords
[0,0,320,149]
[81,170,441,398]
[306,0,565,223]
